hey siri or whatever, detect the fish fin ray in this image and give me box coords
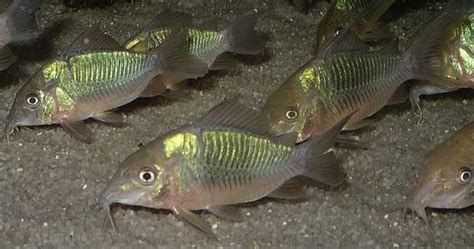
[171,206,217,240]
[0,46,16,70]
[301,151,345,186]
[196,97,269,134]
[139,74,188,98]
[267,178,306,199]
[386,81,411,105]
[207,205,243,221]
[350,0,395,35]
[344,118,374,131]
[299,114,353,186]
[63,27,122,58]
[93,112,124,124]
[335,134,368,150]
[209,53,238,70]
[152,29,209,79]
[61,121,93,143]
[223,14,266,55]
[6,0,40,42]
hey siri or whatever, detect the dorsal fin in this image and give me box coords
[318,29,370,58]
[144,9,193,32]
[63,27,122,58]
[195,97,269,135]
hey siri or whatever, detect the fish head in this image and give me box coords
[407,132,474,221]
[263,75,313,143]
[5,72,57,138]
[98,141,171,211]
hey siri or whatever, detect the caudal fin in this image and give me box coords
[5,0,40,43]
[403,2,471,88]
[223,14,266,55]
[298,114,352,187]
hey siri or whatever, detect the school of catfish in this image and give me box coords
[1,0,473,240]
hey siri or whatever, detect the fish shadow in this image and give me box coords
[0,19,75,88]
[11,18,74,63]
[234,47,273,66]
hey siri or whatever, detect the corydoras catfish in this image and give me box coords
[0,0,40,70]
[314,0,395,52]
[5,27,208,142]
[124,10,266,97]
[405,122,474,222]
[98,99,348,238]
[409,1,474,115]
[263,10,464,143]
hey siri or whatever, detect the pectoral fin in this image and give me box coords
[93,112,125,124]
[344,118,374,131]
[171,206,216,240]
[335,134,368,150]
[61,121,92,143]
[207,205,243,222]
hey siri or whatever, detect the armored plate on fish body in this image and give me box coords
[405,122,474,223]
[5,27,208,143]
[263,9,466,143]
[0,0,40,70]
[124,9,266,98]
[409,1,474,114]
[98,98,349,238]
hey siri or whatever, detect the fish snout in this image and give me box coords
[98,189,115,209]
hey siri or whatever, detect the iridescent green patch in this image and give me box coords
[163,132,199,158]
[42,61,68,84]
[299,67,317,93]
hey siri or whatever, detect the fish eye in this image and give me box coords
[458,168,472,183]
[25,93,40,107]
[285,107,299,121]
[138,168,155,184]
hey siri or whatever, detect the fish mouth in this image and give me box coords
[96,189,150,232]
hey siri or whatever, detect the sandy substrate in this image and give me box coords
[0,0,473,248]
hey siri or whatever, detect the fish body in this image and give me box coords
[409,4,474,109]
[5,28,208,142]
[406,122,474,222]
[0,0,40,70]
[264,10,465,143]
[36,51,156,122]
[125,10,265,67]
[98,99,347,237]
[124,10,265,97]
[270,50,404,140]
